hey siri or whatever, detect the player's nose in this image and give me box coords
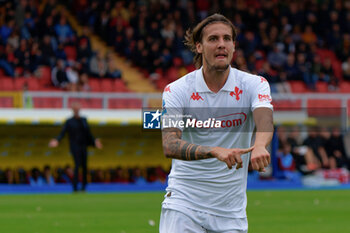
[217,37,225,48]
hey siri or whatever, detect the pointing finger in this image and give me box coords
[240,146,255,154]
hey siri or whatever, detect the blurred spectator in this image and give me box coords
[7,29,20,50]
[37,15,57,39]
[51,59,70,89]
[342,57,350,81]
[29,167,45,186]
[327,128,349,169]
[131,167,147,184]
[321,58,339,90]
[66,62,80,91]
[296,53,313,88]
[76,28,92,72]
[111,167,129,183]
[258,62,279,93]
[56,165,73,183]
[54,16,75,45]
[78,72,91,92]
[106,52,122,79]
[287,127,308,173]
[43,165,55,185]
[284,53,298,81]
[5,168,16,184]
[91,169,106,183]
[303,128,330,170]
[55,43,67,60]
[277,143,299,180]
[0,45,14,77]
[267,45,287,71]
[40,34,56,66]
[89,51,107,78]
[0,19,15,44]
[302,25,317,44]
[15,0,27,28]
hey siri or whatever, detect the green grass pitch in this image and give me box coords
[0,190,349,233]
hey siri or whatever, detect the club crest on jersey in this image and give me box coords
[229,87,243,101]
[191,92,204,101]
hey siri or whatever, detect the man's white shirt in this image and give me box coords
[162,66,273,218]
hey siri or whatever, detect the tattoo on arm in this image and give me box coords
[162,129,214,160]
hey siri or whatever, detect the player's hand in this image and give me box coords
[250,145,270,172]
[212,146,254,170]
[95,138,103,149]
[48,139,59,148]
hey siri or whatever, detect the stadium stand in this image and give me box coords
[67,0,350,92]
[0,0,350,187]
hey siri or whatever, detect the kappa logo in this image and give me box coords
[191,92,204,101]
[230,86,243,101]
[164,85,171,93]
[258,94,272,102]
[260,77,267,83]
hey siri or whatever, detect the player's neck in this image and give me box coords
[202,65,230,93]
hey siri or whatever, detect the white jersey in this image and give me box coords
[161,66,273,218]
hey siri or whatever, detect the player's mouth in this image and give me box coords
[215,53,227,59]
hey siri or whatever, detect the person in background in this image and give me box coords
[49,102,102,192]
[43,165,55,186]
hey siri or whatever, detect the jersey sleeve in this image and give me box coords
[249,76,273,112]
[161,83,185,131]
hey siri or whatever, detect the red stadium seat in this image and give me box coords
[340,81,350,93]
[14,78,28,91]
[64,46,77,61]
[289,81,307,93]
[100,79,114,92]
[114,79,129,92]
[156,79,170,91]
[166,67,180,82]
[316,82,328,93]
[0,77,14,90]
[88,78,101,92]
[38,66,52,87]
[27,77,40,90]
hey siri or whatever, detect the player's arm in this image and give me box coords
[49,120,68,147]
[162,128,254,169]
[251,108,274,171]
[162,128,214,160]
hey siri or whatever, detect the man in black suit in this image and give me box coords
[49,102,102,192]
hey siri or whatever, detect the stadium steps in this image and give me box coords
[60,6,157,93]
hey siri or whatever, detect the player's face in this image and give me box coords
[196,22,235,71]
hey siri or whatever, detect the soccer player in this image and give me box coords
[160,14,273,233]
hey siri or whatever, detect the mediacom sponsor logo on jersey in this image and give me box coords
[162,112,247,129]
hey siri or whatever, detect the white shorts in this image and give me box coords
[159,204,248,233]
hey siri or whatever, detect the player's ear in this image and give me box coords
[196,42,202,54]
[232,42,236,53]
